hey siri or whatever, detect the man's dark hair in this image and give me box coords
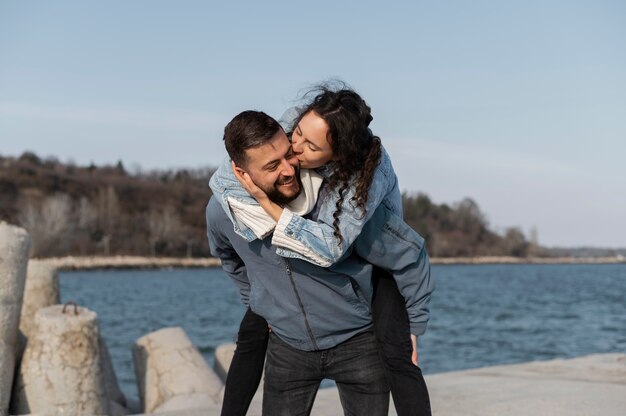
[223,110,283,166]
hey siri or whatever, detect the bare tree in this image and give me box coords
[96,186,120,233]
[18,193,73,256]
[42,193,72,237]
[18,202,40,254]
[77,197,97,230]
[148,205,184,256]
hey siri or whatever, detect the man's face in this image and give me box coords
[236,129,301,205]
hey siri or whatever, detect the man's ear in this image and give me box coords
[231,160,248,177]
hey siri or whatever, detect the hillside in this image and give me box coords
[0,152,536,258]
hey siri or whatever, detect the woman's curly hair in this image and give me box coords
[294,85,382,244]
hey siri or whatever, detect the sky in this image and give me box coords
[1,1,625,247]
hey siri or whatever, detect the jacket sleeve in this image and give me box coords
[352,205,435,337]
[209,158,271,241]
[206,202,251,307]
[272,153,398,266]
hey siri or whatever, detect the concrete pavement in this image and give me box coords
[139,353,626,415]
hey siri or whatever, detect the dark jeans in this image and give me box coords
[263,331,389,416]
[372,267,431,415]
[220,268,431,416]
[220,308,269,416]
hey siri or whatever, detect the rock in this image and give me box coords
[133,327,223,413]
[0,222,30,416]
[11,304,110,415]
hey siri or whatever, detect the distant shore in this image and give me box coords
[44,255,221,270]
[430,255,626,265]
[40,255,626,271]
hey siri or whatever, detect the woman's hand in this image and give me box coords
[411,334,419,366]
[231,161,284,222]
[232,161,269,202]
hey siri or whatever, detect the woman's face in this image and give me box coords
[291,111,334,169]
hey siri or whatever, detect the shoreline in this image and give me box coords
[430,255,626,265]
[43,255,221,271]
[40,255,626,271]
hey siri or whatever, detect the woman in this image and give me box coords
[210,86,431,416]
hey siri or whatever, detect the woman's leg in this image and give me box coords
[221,308,269,416]
[372,267,432,416]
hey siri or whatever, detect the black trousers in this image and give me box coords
[264,331,389,416]
[371,267,431,416]
[220,267,431,416]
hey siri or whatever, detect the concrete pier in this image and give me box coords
[0,222,30,416]
[132,352,626,416]
[425,353,626,416]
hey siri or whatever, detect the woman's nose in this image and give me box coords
[291,138,303,154]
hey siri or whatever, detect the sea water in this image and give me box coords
[59,264,626,401]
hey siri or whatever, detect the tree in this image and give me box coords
[96,186,120,234]
[148,205,185,256]
[77,197,97,230]
[18,193,73,256]
[503,227,529,257]
[454,198,487,232]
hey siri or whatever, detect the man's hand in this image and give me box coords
[411,334,418,366]
[231,161,269,202]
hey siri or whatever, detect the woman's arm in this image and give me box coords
[209,158,275,241]
[231,163,284,222]
[272,149,400,266]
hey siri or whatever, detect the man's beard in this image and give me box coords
[263,174,302,205]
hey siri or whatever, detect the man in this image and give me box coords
[207,111,433,415]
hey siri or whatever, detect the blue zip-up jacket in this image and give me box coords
[206,195,434,349]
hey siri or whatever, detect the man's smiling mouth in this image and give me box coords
[278,177,295,186]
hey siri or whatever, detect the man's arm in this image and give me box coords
[353,204,435,340]
[206,200,251,307]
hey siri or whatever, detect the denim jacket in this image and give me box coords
[208,146,402,267]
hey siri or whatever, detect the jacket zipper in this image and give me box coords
[283,259,319,350]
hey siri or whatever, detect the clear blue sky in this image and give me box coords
[1,1,625,247]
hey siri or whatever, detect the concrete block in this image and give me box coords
[0,222,30,416]
[11,304,110,415]
[133,327,223,413]
[153,393,220,413]
[213,342,236,381]
[213,341,264,396]
[19,259,60,340]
